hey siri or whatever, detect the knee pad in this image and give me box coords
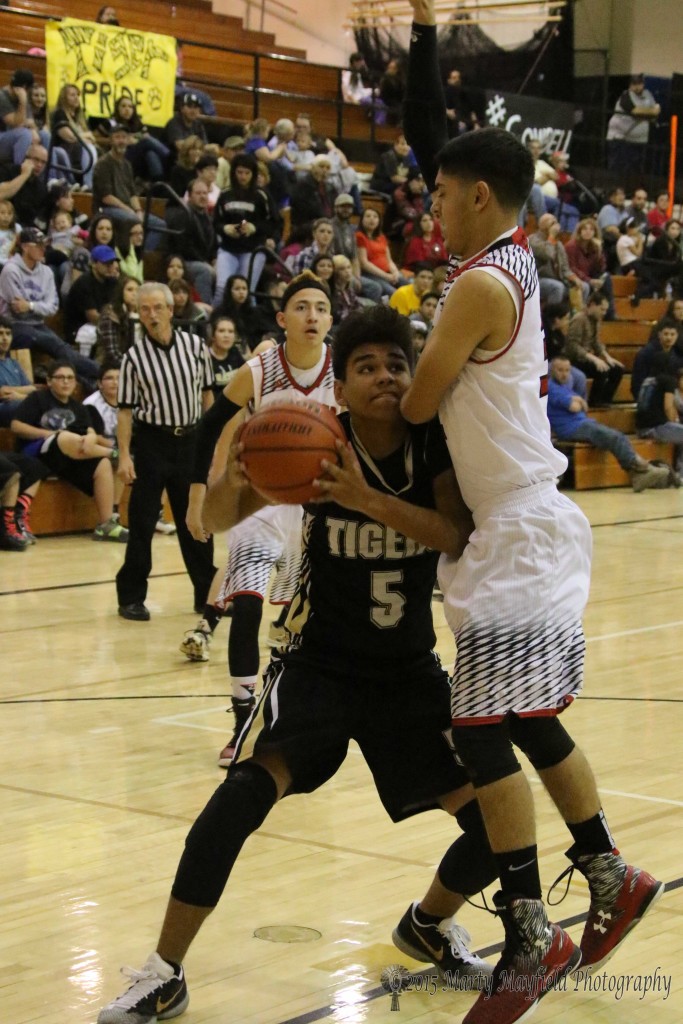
[451,721,521,788]
[228,594,263,677]
[172,761,277,907]
[508,714,576,771]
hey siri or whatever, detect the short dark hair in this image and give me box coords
[47,359,75,377]
[412,262,434,275]
[544,301,571,323]
[0,314,12,330]
[332,304,414,380]
[98,359,120,380]
[196,154,218,171]
[437,127,534,211]
[587,290,608,306]
[657,317,679,334]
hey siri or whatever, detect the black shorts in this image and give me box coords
[40,440,101,497]
[233,651,469,822]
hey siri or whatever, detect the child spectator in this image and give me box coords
[0,313,35,425]
[0,199,18,267]
[170,278,208,330]
[409,290,439,337]
[115,219,144,283]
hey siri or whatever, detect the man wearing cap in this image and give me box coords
[164,94,208,158]
[92,123,164,250]
[331,193,383,302]
[217,135,245,190]
[64,244,120,343]
[0,69,39,167]
[0,227,100,379]
[607,74,660,175]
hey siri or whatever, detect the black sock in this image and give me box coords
[496,845,541,900]
[437,799,498,897]
[113,502,119,515]
[202,604,222,633]
[413,904,442,925]
[568,809,616,857]
[272,604,289,628]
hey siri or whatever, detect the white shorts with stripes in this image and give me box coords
[217,504,303,608]
[439,482,592,723]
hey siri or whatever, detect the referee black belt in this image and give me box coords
[135,422,198,437]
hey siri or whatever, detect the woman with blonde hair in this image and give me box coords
[50,83,98,190]
[565,217,614,317]
[169,135,204,199]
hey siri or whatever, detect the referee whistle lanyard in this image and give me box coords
[350,425,414,496]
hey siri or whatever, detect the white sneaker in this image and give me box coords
[179,621,211,662]
[155,515,177,534]
[98,951,188,1023]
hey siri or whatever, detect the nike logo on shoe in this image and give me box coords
[156,985,183,1013]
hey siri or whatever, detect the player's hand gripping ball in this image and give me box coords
[237,399,346,503]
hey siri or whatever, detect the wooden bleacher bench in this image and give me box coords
[555,438,675,490]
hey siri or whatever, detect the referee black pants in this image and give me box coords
[116,426,216,609]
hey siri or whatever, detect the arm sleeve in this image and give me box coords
[403,23,448,192]
[191,392,243,484]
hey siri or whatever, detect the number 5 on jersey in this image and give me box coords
[371,570,406,628]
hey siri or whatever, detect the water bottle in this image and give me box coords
[665,281,673,301]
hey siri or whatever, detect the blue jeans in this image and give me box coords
[214,250,266,305]
[126,136,170,181]
[0,127,34,165]
[184,260,215,305]
[99,206,165,252]
[10,322,100,379]
[568,419,636,471]
[638,422,683,473]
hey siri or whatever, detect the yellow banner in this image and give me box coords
[45,18,177,128]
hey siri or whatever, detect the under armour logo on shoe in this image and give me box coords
[593,910,612,934]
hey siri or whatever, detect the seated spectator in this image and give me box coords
[207,313,244,395]
[267,118,296,173]
[527,139,559,216]
[46,207,86,262]
[93,274,140,364]
[616,215,644,274]
[355,206,406,298]
[549,151,581,232]
[529,213,584,305]
[50,84,98,190]
[409,290,439,337]
[0,144,49,231]
[293,113,327,156]
[384,170,426,241]
[163,253,204,307]
[0,450,47,550]
[186,155,220,215]
[369,134,414,196]
[625,187,649,235]
[341,53,374,106]
[403,211,447,271]
[28,81,48,143]
[323,138,362,215]
[289,155,338,228]
[168,134,204,200]
[0,198,18,268]
[0,227,99,380]
[647,191,669,239]
[213,153,269,303]
[114,219,144,283]
[92,124,164,250]
[286,217,334,275]
[389,263,434,316]
[243,117,291,206]
[108,96,169,184]
[255,161,283,250]
[541,300,587,397]
[62,212,115,298]
[82,360,126,519]
[170,277,207,330]
[631,318,683,401]
[565,218,614,318]
[565,290,624,406]
[653,297,683,342]
[165,177,217,305]
[96,6,119,24]
[331,193,382,303]
[46,179,89,235]
[636,351,683,476]
[64,244,119,345]
[10,358,128,541]
[548,355,670,491]
[0,69,38,168]
[379,58,404,125]
[164,93,207,158]
[410,318,430,356]
[212,273,253,353]
[216,135,245,191]
[645,219,683,296]
[290,128,318,178]
[331,254,363,324]
[0,313,35,424]
[597,185,627,270]
[310,252,335,290]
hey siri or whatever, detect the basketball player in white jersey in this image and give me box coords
[185,271,338,765]
[399,4,663,1022]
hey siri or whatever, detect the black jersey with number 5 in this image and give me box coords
[282,411,453,671]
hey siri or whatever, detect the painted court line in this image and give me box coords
[586,619,683,643]
[153,705,228,734]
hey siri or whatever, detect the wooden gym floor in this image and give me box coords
[2,487,682,1024]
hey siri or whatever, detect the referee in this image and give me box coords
[115,282,217,621]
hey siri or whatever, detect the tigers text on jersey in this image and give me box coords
[435,229,567,515]
[283,413,452,672]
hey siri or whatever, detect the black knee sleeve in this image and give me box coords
[508,714,576,771]
[171,761,277,907]
[437,799,498,897]
[228,594,263,677]
[451,721,521,788]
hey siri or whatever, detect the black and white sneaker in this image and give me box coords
[97,951,188,1023]
[392,901,492,990]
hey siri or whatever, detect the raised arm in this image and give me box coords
[403,0,448,193]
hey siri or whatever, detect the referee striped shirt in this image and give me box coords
[118,328,214,427]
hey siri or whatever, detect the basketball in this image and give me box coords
[237,399,346,504]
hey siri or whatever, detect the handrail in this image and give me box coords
[247,243,292,303]
[46,128,94,183]
[141,181,187,239]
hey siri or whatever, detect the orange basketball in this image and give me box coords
[237,399,346,504]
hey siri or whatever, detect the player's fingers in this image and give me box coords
[320,458,340,476]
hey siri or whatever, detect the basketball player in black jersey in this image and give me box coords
[98,305,499,1024]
